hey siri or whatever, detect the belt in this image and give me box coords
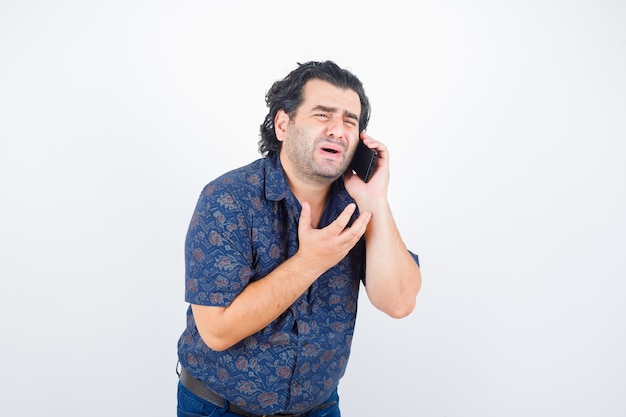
[179,367,335,417]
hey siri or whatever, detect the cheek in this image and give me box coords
[347,140,359,155]
[345,147,356,163]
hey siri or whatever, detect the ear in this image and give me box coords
[274,109,290,142]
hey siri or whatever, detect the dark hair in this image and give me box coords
[258,60,371,156]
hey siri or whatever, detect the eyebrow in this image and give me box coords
[312,105,359,123]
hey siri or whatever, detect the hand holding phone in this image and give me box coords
[349,139,378,183]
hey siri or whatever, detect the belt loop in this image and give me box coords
[219,398,229,415]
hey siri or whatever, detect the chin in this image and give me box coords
[309,169,341,184]
[309,159,349,182]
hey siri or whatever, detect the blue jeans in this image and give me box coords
[177,381,341,417]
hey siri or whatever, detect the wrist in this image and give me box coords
[356,198,389,216]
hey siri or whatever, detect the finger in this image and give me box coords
[298,201,312,232]
[328,203,357,233]
[342,211,371,240]
[360,132,377,146]
[360,133,387,153]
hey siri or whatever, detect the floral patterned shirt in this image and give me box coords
[177,154,418,415]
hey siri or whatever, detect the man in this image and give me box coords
[177,60,421,417]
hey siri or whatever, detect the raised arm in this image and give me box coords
[344,133,422,318]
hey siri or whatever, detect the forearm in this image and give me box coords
[193,253,325,351]
[363,201,421,318]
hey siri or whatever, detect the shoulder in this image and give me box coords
[200,158,267,200]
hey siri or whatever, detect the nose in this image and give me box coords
[326,117,346,140]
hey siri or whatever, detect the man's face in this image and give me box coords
[278,79,361,185]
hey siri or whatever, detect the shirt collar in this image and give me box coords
[263,153,292,202]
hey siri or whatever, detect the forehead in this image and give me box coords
[300,79,361,116]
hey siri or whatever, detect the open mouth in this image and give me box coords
[319,141,343,156]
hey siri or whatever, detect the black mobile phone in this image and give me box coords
[350,139,378,183]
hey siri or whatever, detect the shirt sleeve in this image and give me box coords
[409,250,420,267]
[184,184,254,307]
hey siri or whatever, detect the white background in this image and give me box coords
[1,1,625,416]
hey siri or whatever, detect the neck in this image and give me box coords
[291,180,331,229]
[279,155,332,228]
